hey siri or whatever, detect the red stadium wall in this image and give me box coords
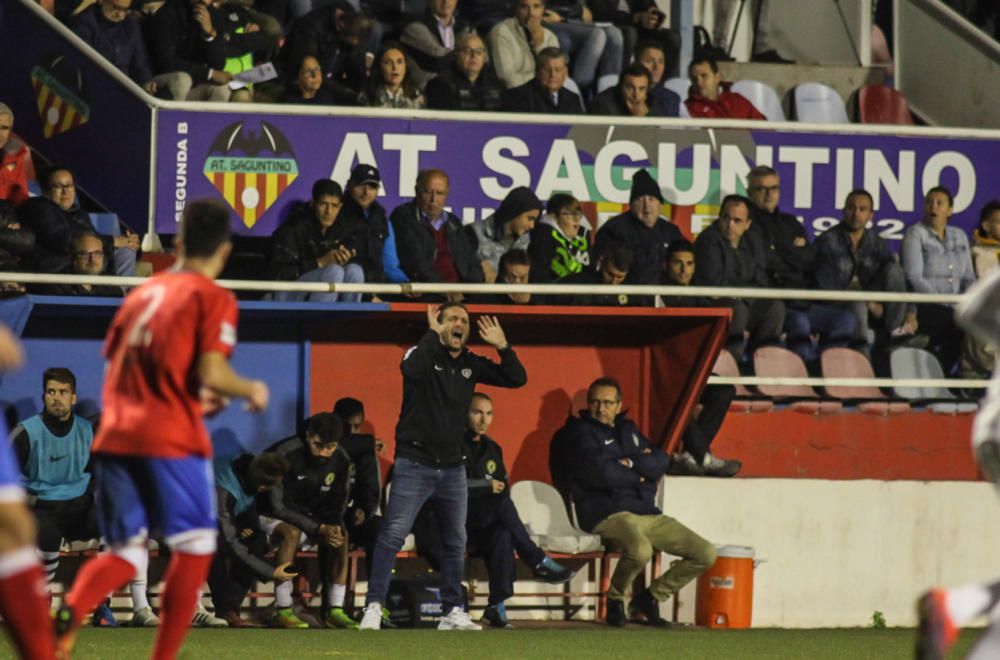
[309,304,729,483]
[712,410,979,481]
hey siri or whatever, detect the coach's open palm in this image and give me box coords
[477,316,507,349]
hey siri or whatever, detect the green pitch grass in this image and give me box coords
[2,627,980,659]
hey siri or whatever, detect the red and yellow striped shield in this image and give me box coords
[31,66,90,139]
[204,157,298,229]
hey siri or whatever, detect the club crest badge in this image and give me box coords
[31,56,90,138]
[203,121,298,228]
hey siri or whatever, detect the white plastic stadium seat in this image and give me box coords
[890,347,979,414]
[662,77,691,117]
[510,480,603,554]
[794,82,849,124]
[731,79,785,122]
[596,74,619,94]
[562,77,586,112]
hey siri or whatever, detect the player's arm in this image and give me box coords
[216,486,283,581]
[268,484,320,536]
[9,426,29,474]
[198,351,268,412]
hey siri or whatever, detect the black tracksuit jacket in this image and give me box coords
[264,435,352,529]
[395,330,526,467]
[462,430,508,527]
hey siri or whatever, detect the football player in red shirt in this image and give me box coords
[55,199,269,660]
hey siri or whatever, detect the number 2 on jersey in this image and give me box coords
[126,285,167,347]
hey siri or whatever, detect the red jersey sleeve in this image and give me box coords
[197,287,238,359]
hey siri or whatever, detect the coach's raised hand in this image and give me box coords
[477,315,509,351]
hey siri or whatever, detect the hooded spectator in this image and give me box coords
[472,187,542,282]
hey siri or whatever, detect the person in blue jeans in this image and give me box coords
[360,303,527,631]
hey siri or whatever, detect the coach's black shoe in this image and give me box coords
[606,599,627,627]
[629,589,669,627]
[532,557,574,584]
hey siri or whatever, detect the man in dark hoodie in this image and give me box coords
[593,168,682,285]
[472,186,543,283]
[332,397,383,574]
[360,302,527,631]
[208,452,298,627]
[549,377,716,627]
[337,165,409,284]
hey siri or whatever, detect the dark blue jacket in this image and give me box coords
[71,5,154,85]
[550,412,668,533]
[814,222,897,291]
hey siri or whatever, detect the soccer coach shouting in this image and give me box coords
[361,303,527,631]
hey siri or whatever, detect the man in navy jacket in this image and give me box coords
[550,377,716,627]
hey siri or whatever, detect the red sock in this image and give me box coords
[65,554,136,624]
[0,560,55,659]
[153,553,213,660]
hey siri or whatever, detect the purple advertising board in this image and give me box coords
[156,109,998,245]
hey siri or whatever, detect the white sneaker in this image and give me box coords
[437,607,482,631]
[130,606,160,627]
[192,603,228,628]
[360,602,382,630]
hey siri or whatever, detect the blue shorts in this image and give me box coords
[93,454,217,546]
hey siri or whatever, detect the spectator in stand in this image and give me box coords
[283,3,373,105]
[961,200,1000,377]
[18,166,140,276]
[488,0,559,89]
[685,55,765,120]
[268,178,364,303]
[589,63,664,117]
[461,0,510,34]
[632,41,680,117]
[389,169,485,291]
[401,0,476,78]
[657,240,742,477]
[148,0,239,102]
[425,33,504,111]
[549,377,716,627]
[551,244,646,306]
[481,249,534,304]
[332,397,383,576]
[528,193,592,282]
[280,54,339,104]
[338,165,409,284]
[46,232,124,297]
[208,452,298,628]
[814,189,917,351]
[901,186,976,374]
[472,186,542,282]
[594,168,681,285]
[590,0,676,71]
[71,0,191,100]
[502,47,583,113]
[210,4,280,103]
[360,42,427,109]
[693,194,784,360]
[541,0,623,94]
[0,207,33,280]
[747,165,856,364]
[0,104,30,208]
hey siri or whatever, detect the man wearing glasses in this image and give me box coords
[47,232,124,297]
[71,0,192,100]
[550,377,716,627]
[426,34,504,111]
[17,166,140,277]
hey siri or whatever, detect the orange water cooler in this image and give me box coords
[695,545,762,628]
